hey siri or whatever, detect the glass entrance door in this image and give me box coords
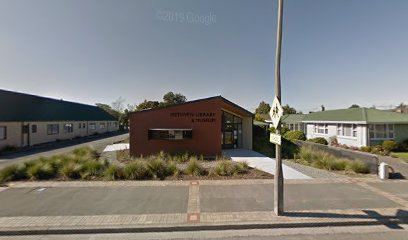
[222,111,243,149]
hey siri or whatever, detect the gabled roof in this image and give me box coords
[0,89,116,122]
[303,107,408,123]
[130,96,253,117]
[281,114,305,124]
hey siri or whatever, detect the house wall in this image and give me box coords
[0,121,119,150]
[395,124,408,143]
[305,123,366,147]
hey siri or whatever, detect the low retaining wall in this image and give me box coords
[295,141,379,174]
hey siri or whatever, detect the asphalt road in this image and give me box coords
[1,225,407,239]
[0,182,403,217]
[0,133,128,169]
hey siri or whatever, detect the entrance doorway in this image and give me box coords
[221,111,243,149]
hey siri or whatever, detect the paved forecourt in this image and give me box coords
[0,178,407,233]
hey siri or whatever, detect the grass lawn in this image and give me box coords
[391,152,408,163]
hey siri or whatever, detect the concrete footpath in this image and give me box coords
[224,149,311,179]
[0,178,407,235]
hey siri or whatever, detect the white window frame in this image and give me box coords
[47,124,59,135]
[369,124,395,140]
[89,123,96,130]
[336,123,357,138]
[99,123,106,129]
[64,123,74,133]
[314,124,328,135]
[0,126,6,140]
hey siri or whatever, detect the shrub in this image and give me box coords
[80,160,106,179]
[124,161,152,180]
[186,158,205,176]
[0,164,26,183]
[149,158,169,180]
[307,137,328,145]
[294,145,370,174]
[60,162,83,179]
[383,140,398,154]
[103,165,124,180]
[283,130,306,141]
[26,162,57,180]
[345,160,370,174]
[209,160,249,176]
[360,146,372,152]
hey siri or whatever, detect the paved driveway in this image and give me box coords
[223,149,311,179]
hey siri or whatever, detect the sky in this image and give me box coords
[0,0,407,113]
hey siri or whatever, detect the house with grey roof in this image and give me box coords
[0,89,119,150]
[281,114,306,132]
[302,108,408,147]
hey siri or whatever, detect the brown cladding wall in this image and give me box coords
[130,98,222,156]
[129,97,253,157]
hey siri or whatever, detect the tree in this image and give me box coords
[95,103,121,119]
[349,104,360,108]
[255,101,271,114]
[282,104,297,114]
[255,113,265,121]
[161,92,187,106]
[111,97,125,113]
[135,100,160,111]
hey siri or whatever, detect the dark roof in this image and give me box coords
[303,107,408,123]
[0,89,116,122]
[130,96,253,117]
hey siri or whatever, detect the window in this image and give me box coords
[99,123,105,129]
[79,123,82,129]
[64,124,73,133]
[89,123,96,130]
[47,124,59,135]
[315,124,328,134]
[369,124,394,139]
[0,126,6,140]
[83,123,86,128]
[336,124,357,137]
[148,129,192,140]
[32,125,37,133]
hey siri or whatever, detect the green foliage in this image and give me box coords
[282,104,297,114]
[295,145,370,174]
[360,146,372,152]
[186,158,206,176]
[60,162,83,179]
[283,130,306,141]
[124,161,152,180]
[255,101,271,114]
[0,164,26,183]
[349,104,360,108]
[135,100,160,111]
[383,140,398,153]
[209,160,249,176]
[80,160,105,179]
[307,137,328,145]
[103,165,124,180]
[27,162,57,180]
[345,161,370,174]
[148,158,166,179]
[255,113,265,121]
[161,92,187,106]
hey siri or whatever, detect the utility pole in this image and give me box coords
[274,0,284,216]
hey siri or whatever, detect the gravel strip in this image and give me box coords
[283,160,349,179]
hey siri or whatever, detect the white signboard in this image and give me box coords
[269,96,284,128]
[270,133,282,145]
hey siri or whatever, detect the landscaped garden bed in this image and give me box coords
[0,147,272,184]
[292,145,370,174]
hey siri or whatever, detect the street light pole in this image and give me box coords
[274,0,284,216]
